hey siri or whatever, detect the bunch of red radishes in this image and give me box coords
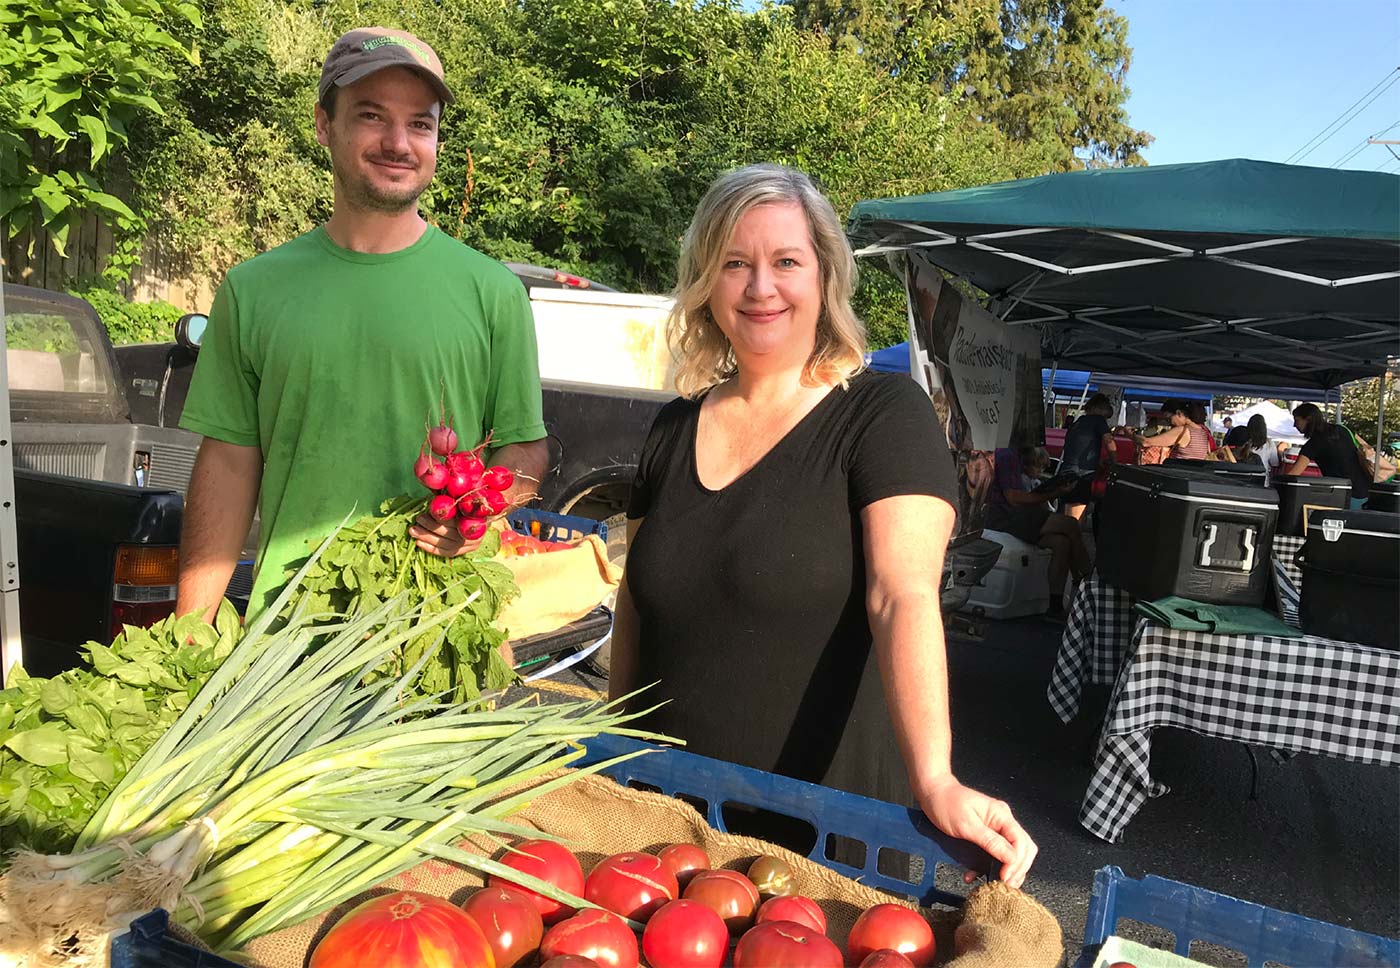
[415,416,514,543]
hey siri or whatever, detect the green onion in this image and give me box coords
[0,524,671,964]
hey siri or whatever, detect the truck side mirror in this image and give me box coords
[176,313,208,352]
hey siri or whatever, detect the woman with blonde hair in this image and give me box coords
[609,163,1037,888]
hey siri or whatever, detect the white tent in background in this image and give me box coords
[1218,401,1307,445]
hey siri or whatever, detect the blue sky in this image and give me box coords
[1116,0,1400,172]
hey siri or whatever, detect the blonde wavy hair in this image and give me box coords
[668,164,867,399]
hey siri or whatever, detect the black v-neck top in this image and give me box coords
[625,371,958,800]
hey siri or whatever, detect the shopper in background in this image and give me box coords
[1284,402,1371,504]
[1059,392,1117,521]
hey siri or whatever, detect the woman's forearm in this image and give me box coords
[608,578,641,705]
[868,586,954,793]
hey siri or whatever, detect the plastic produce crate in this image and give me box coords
[576,733,994,909]
[115,734,993,965]
[1075,865,1399,968]
[507,507,607,543]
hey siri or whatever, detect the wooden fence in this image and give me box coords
[2,211,215,313]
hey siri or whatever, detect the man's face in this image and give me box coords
[316,67,440,214]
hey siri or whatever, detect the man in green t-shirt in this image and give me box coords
[177,27,548,621]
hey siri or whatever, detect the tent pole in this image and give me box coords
[1376,369,1390,480]
[0,280,22,685]
[1046,360,1059,425]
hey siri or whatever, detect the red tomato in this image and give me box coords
[584,852,679,922]
[540,958,601,968]
[539,908,639,968]
[682,869,760,935]
[732,920,843,968]
[489,839,586,925]
[641,900,729,968]
[755,895,826,934]
[309,891,496,968]
[859,950,917,968]
[656,843,710,889]
[461,886,544,968]
[846,904,935,968]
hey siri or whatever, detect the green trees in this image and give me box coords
[4,0,1151,344]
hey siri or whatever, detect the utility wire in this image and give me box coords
[1287,68,1400,164]
[1330,117,1400,169]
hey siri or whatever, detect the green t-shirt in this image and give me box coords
[180,225,545,616]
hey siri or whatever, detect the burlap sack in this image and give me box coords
[497,534,621,641]
[237,772,1061,968]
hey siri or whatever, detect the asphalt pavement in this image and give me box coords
[514,615,1399,964]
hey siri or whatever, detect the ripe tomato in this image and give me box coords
[859,950,917,968]
[540,958,601,968]
[584,852,678,922]
[461,886,544,968]
[309,891,496,968]
[732,920,843,968]
[682,869,761,935]
[489,839,586,925]
[746,855,796,898]
[641,900,729,968]
[656,843,710,890]
[846,903,935,968]
[755,895,826,934]
[539,908,639,968]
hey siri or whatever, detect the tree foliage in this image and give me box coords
[0,0,200,270]
[787,0,1152,168]
[1341,375,1400,447]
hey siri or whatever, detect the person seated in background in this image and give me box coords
[1284,402,1371,504]
[1060,392,1117,521]
[986,446,1090,620]
[1222,416,1250,448]
[1218,414,1284,481]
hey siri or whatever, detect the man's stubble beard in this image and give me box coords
[339,165,433,214]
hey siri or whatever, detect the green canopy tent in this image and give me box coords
[847,159,1399,392]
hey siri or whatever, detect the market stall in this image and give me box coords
[847,160,1400,874]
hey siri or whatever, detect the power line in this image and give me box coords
[1287,68,1400,164]
[1330,119,1400,169]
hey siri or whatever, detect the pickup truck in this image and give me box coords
[2,284,205,677]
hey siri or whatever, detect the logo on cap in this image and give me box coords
[361,35,432,68]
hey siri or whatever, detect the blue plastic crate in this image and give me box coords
[508,507,607,544]
[114,733,992,963]
[1076,865,1400,968]
[577,733,995,908]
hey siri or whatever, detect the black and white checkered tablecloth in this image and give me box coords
[1078,620,1400,843]
[1047,575,1136,723]
[1049,535,1311,722]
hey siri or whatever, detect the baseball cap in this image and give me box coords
[319,27,453,106]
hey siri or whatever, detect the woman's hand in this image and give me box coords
[408,513,485,557]
[919,774,1038,890]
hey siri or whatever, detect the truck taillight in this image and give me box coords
[111,545,179,638]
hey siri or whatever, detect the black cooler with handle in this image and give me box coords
[1298,509,1400,650]
[1097,465,1279,605]
[1163,457,1268,487]
[1363,479,1400,513]
[1273,476,1352,536]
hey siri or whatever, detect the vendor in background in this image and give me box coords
[1133,400,1211,460]
[1059,392,1117,521]
[1284,403,1371,504]
[609,163,1037,888]
[986,446,1089,620]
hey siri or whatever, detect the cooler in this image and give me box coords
[963,529,1053,619]
[1096,465,1279,606]
[1163,457,1268,486]
[1273,476,1352,536]
[1298,509,1400,650]
[1363,478,1400,513]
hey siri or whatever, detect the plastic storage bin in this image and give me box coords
[114,735,993,965]
[1164,457,1268,486]
[507,507,607,543]
[1075,865,1399,968]
[964,529,1052,618]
